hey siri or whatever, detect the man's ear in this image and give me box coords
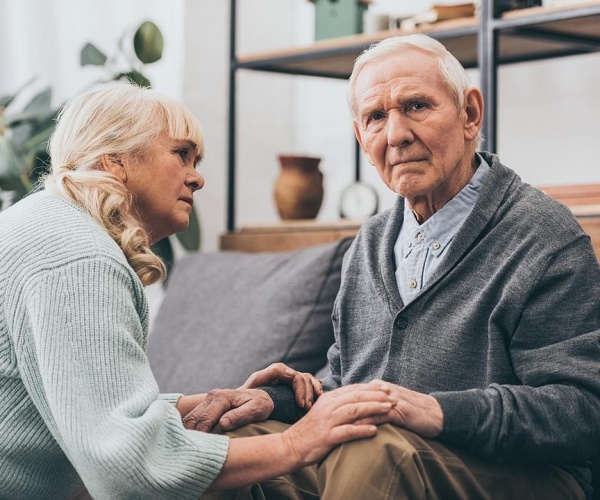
[462,87,484,142]
[353,120,373,165]
[100,154,127,182]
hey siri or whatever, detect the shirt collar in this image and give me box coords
[402,154,490,258]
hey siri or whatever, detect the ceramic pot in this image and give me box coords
[274,155,324,220]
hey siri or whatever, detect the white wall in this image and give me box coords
[497,53,600,186]
[0,0,185,105]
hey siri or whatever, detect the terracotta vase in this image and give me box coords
[274,155,324,220]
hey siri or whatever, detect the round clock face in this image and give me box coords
[340,181,379,219]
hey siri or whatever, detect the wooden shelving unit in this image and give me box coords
[226,1,600,232]
[234,2,600,76]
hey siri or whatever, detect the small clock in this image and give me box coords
[339,181,379,219]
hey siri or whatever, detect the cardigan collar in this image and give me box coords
[379,152,520,312]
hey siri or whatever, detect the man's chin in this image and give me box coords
[391,177,430,199]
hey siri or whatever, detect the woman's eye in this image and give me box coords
[176,149,188,161]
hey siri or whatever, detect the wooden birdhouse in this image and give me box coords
[308,0,371,41]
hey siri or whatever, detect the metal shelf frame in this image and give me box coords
[226,0,600,231]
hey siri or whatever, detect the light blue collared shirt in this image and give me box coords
[394,155,490,306]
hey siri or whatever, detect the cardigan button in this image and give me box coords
[395,316,408,330]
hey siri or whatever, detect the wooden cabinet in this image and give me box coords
[220,219,362,252]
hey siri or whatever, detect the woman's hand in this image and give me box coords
[282,382,397,466]
[241,362,323,409]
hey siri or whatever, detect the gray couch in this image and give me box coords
[147,238,352,394]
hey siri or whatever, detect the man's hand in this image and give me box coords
[241,362,323,409]
[357,380,444,438]
[182,388,274,433]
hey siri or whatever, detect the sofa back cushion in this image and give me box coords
[147,238,352,394]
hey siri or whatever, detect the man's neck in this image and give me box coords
[408,154,480,224]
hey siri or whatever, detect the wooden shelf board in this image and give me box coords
[500,1,600,22]
[235,2,600,77]
[220,219,363,252]
[234,219,365,233]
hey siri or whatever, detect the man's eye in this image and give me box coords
[409,102,426,111]
[371,112,384,121]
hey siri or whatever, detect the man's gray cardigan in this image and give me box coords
[269,153,600,497]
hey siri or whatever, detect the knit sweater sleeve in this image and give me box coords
[321,302,343,392]
[432,237,600,462]
[16,256,229,499]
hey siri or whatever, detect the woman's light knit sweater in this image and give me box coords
[0,191,229,499]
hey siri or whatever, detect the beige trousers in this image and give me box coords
[203,420,584,500]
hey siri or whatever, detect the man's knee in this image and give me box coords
[317,425,427,500]
[323,424,420,467]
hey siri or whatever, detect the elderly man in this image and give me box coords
[196,34,600,499]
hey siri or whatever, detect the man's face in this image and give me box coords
[352,48,477,209]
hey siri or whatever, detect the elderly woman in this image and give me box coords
[0,82,394,499]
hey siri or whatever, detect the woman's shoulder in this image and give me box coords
[0,191,128,274]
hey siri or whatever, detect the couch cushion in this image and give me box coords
[147,238,352,394]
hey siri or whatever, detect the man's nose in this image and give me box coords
[387,111,414,147]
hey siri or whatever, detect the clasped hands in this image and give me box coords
[181,363,443,439]
[181,363,322,432]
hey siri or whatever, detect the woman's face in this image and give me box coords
[124,133,204,243]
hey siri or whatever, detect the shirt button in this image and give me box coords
[417,233,424,241]
[407,241,413,248]
[395,316,409,330]
[432,242,441,250]
[409,279,417,288]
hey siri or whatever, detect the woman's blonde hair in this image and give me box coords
[45,81,203,286]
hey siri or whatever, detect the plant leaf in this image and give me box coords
[0,76,38,110]
[80,42,108,66]
[10,123,34,150]
[6,89,55,128]
[0,137,27,190]
[5,110,47,127]
[0,94,15,109]
[134,21,163,64]
[175,206,201,251]
[22,115,56,152]
[115,71,151,88]
[23,87,52,114]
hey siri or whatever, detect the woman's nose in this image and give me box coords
[187,170,205,192]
